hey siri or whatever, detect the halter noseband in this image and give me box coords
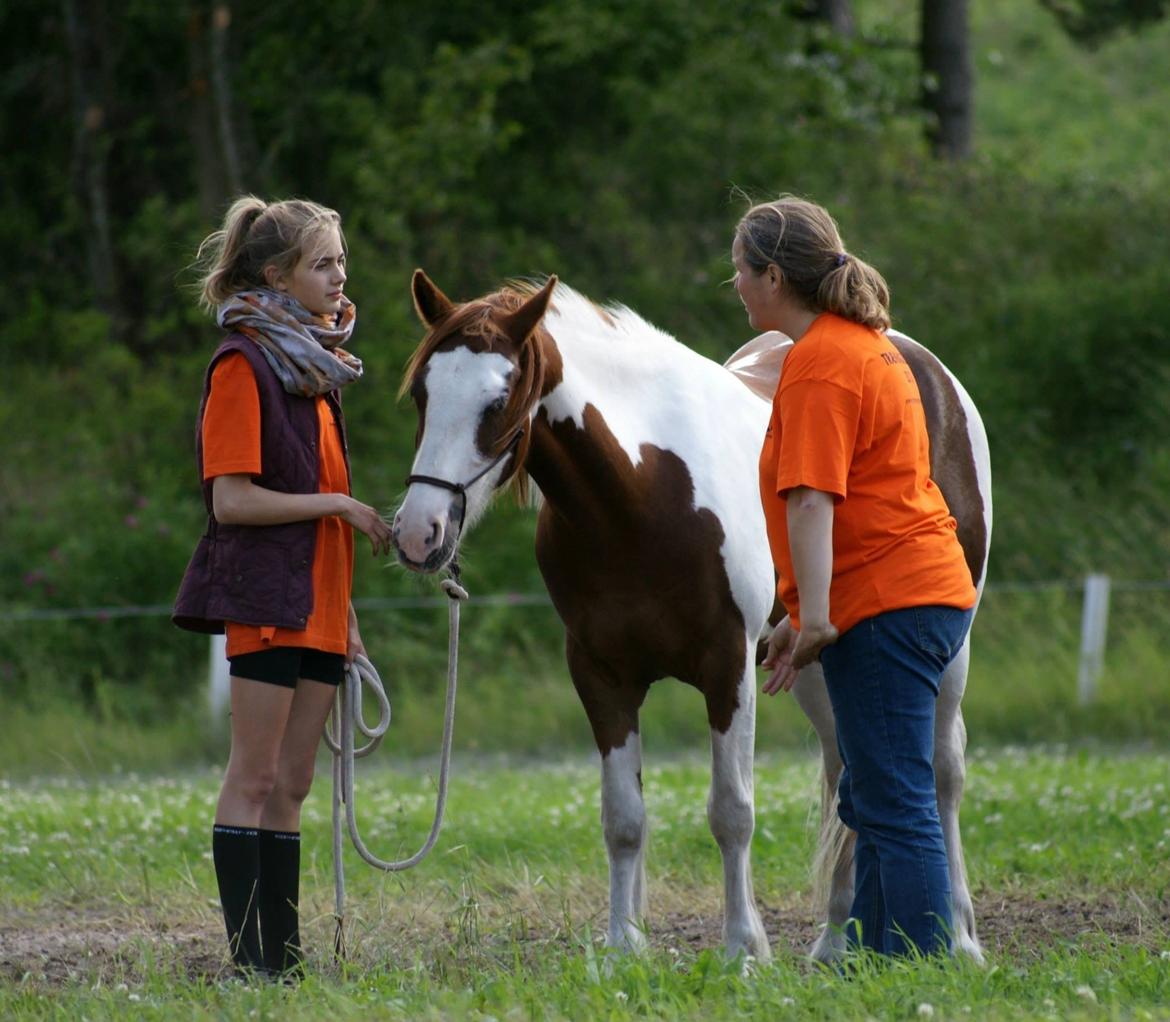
[404,428,526,524]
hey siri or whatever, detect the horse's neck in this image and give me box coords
[525,303,755,519]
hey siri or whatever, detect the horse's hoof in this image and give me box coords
[809,926,847,965]
[606,923,649,956]
[726,929,772,965]
[951,935,986,966]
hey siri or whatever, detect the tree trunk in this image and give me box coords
[921,0,973,159]
[186,6,228,221]
[61,0,119,314]
[209,2,244,194]
[813,0,855,36]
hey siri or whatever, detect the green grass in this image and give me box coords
[3,576,1169,781]
[1,748,1167,1019]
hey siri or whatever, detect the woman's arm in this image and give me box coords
[212,474,392,555]
[762,486,839,694]
[786,485,834,630]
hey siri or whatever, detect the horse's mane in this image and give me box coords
[399,282,555,504]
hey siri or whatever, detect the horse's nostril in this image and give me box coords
[427,520,441,549]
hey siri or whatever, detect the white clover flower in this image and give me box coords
[614,991,628,1002]
[917,1004,935,1017]
[1074,985,1097,1002]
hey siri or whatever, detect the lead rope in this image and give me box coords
[325,572,469,959]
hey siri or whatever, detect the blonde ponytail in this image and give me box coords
[194,194,344,313]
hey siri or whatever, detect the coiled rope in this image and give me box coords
[324,575,468,957]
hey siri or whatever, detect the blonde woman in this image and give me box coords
[174,196,392,977]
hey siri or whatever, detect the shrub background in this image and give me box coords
[1,0,1167,767]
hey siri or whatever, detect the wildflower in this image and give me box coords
[917,1005,934,1017]
[614,991,628,1003]
[1074,985,1097,1003]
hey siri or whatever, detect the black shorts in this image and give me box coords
[228,647,346,689]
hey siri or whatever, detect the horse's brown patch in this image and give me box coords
[529,400,746,755]
[893,337,989,587]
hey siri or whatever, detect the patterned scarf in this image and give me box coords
[217,289,363,397]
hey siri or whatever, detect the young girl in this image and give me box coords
[174,195,393,977]
[733,195,976,957]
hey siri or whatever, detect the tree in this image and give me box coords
[1040,0,1168,45]
[791,0,855,35]
[61,0,120,323]
[921,0,972,159]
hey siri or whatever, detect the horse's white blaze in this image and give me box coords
[541,288,774,633]
[600,733,648,951]
[396,348,515,560]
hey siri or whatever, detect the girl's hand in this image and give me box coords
[346,605,366,667]
[339,496,393,556]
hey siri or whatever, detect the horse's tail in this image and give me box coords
[811,759,853,909]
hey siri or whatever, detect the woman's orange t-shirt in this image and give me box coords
[758,313,976,636]
[201,352,355,657]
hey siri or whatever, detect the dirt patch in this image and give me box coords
[2,892,1166,987]
[659,890,1170,959]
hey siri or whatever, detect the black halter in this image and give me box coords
[404,428,526,526]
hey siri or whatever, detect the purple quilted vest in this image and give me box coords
[172,334,350,634]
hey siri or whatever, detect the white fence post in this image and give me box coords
[1077,573,1111,706]
[209,633,230,724]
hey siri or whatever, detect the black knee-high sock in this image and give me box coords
[211,825,264,971]
[258,829,303,974]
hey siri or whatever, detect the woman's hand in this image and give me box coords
[346,605,366,667]
[790,618,838,672]
[761,616,796,695]
[760,615,838,695]
[339,496,393,556]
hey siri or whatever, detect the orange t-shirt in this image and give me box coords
[202,352,355,657]
[758,313,976,635]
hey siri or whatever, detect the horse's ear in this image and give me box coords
[500,276,558,343]
[412,269,454,326]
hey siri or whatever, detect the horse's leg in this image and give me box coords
[566,637,650,953]
[935,637,983,962]
[705,647,771,962]
[790,662,856,963]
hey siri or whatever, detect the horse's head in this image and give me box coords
[392,269,557,573]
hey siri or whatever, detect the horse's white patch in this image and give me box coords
[541,287,774,632]
[601,734,648,950]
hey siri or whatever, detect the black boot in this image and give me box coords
[211,825,265,974]
[258,828,304,976]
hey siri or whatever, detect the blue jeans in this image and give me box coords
[820,605,973,957]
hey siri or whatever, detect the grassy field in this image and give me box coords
[4,576,1169,781]
[1,746,1167,1019]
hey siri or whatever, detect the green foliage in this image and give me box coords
[1,0,1168,735]
[1041,0,1169,46]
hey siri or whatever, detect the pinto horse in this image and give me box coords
[392,271,991,963]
